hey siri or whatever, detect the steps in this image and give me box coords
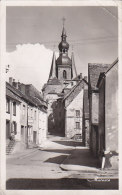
[6,140,16,155]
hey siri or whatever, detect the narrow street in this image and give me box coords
[6,135,118,190]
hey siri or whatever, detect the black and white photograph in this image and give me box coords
[0,0,121,192]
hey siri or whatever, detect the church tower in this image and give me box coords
[56,26,72,82]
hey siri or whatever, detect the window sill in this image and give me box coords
[6,111,10,114]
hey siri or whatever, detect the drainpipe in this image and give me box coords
[26,105,29,149]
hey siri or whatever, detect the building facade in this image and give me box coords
[88,63,110,157]
[97,59,118,169]
[6,82,21,144]
[6,78,47,154]
[82,80,89,147]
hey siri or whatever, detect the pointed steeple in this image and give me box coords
[71,52,77,79]
[61,27,67,41]
[48,52,56,80]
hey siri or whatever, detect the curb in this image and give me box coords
[59,148,118,179]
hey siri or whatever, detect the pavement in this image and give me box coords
[60,146,118,179]
[6,135,119,189]
[6,135,118,189]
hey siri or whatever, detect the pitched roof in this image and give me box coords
[47,77,62,85]
[48,52,56,80]
[88,63,110,90]
[6,82,47,108]
[97,58,118,88]
[105,58,118,75]
[63,79,84,107]
[6,88,21,103]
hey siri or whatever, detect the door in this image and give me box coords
[33,131,37,144]
[21,126,25,142]
[6,120,10,139]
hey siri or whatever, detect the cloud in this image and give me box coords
[6,44,55,91]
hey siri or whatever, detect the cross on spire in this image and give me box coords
[62,17,66,27]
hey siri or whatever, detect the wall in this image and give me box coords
[85,120,89,146]
[27,105,39,145]
[98,78,105,159]
[105,63,118,153]
[82,88,89,146]
[65,90,83,138]
[91,93,99,124]
[58,66,71,80]
[6,98,21,141]
[38,110,47,146]
[54,99,65,136]
[45,93,59,134]
[88,91,99,156]
[20,100,28,144]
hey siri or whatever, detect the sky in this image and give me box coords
[6,6,118,91]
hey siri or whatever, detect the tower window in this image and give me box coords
[63,70,67,79]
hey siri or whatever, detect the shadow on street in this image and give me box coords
[6,178,118,190]
[44,155,68,164]
[53,140,84,147]
[40,149,72,154]
[62,148,100,168]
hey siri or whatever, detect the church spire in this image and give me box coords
[71,52,77,79]
[48,52,56,80]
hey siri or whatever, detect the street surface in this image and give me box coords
[6,135,118,189]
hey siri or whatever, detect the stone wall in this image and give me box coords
[105,63,118,169]
[65,89,83,138]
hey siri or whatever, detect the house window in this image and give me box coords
[76,122,80,129]
[63,70,67,79]
[76,110,80,117]
[6,98,10,113]
[13,102,16,116]
[31,109,33,118]
[13,121,17,135]
[34,110,36,120]
[22,105,25,116]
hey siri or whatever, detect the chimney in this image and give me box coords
[15,82,19,89]
[9,77,13,85]
[12,79,18,89]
